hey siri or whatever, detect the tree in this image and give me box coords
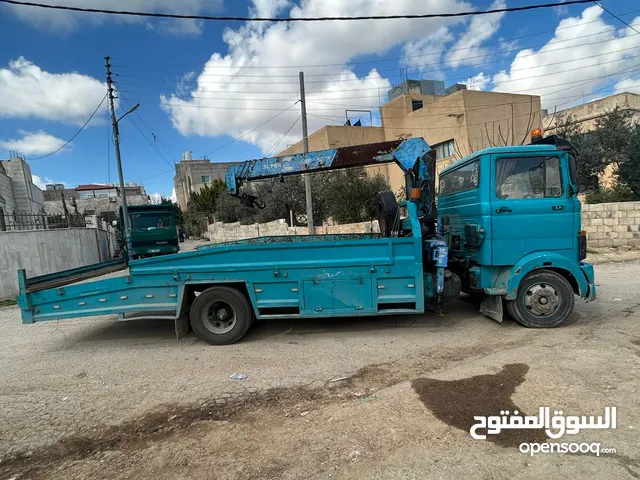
[181,179,228,237]
[70,196,79,215]
[323,169,390,223]
[618,124,640,198]
[60,191,69,216]
[551,108,634,194]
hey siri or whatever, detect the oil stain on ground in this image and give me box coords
[412,363,547,448]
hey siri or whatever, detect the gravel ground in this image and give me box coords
[0,255,638,479]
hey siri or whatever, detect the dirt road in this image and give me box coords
[0,258,638,479]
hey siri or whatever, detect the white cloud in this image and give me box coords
[4,0,223,35]
[465,72,491,91]
[149,192,163,204]
[31,174,68,190]
[161,0,472,153]
[251,0,290,18]
[401,26,453,74]
[0,130,68,156]
[0,57,106,125]
[614,77,640,95]
[446,0,506,68]
[491,6,640,109]
[170,188,177,203]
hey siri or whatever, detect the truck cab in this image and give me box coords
[438,135,595,327]
[116,204,180,260]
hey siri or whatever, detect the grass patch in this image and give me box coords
[0,299,16,307]
[587,249,599,255]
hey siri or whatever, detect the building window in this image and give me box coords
[433,140,456,160]
[78,191,94,199]
[411,99,423,112]
[201,175,211,185]
[496,156,563,199]
[85,210,96,216]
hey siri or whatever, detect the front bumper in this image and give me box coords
[580,262,596,302]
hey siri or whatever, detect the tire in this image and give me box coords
[376,190,400,237]
[506,270,575,328]
[189,286,253,345]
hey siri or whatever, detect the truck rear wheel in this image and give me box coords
[189,286,253,345]
[506,270,574,328]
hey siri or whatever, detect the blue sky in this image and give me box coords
[0,0,638,201]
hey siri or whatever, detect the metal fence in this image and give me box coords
[0,213,89,231]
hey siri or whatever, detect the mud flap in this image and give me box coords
[175,314,191,340]
[480,294,503,323]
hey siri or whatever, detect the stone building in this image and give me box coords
[173,151,240,210]
[0,156,45,230]
[43,183,150,222]
[279,79,542,194]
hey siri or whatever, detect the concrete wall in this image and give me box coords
[581,202,640,248]
[543,92,640,134]
[0,227,116,300]
[207,219,380,243]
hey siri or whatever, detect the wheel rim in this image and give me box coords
[523,282,559,317]
[202,300,237,334]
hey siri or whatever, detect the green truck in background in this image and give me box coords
[115,204,180,259]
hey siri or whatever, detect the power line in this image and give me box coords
[108,7,640,75]
[0,0,597,22]
[121,109,175,169]
[113,28,640,97]
[137,62,640,181]
[116,20,640,81]
[29,93,107,160]
[592,1,640,35]
[127,65,640,114]
[120,94,177,162]
[266,115,301,157]
[199,101,300,158]
[118,46,640,105]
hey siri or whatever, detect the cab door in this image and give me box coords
[491,153,574,266]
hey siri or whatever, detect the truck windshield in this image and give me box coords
[130,213,175,230]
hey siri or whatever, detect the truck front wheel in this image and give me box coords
[189,286,253,345]
[506,270,575,328]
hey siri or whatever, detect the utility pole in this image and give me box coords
[299,71,314,234]
[105,56,132,259]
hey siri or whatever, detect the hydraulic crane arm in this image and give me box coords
[225,138,434,199]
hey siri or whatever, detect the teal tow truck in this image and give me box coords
[16,137,595,345]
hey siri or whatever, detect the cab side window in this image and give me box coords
[439,160,480,196]
[496,156,563,200]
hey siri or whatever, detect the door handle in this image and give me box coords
[495,207,512,213]
[552,205,564,211]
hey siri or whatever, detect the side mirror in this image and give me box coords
[529,165,544,195]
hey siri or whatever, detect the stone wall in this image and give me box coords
[207,219,380,243]
[0,227,116,300]
[207,202,640,250]
[581,202,640,248]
